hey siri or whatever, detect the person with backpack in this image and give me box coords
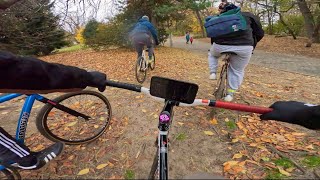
[186,32,190,44]
[130,15,159,63]
[205,2,264,102]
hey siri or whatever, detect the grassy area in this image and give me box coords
[56,44,86,53]
[124,169,135,179]
[302,156,320,167]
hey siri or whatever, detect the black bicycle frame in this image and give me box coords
[157,100,176,180]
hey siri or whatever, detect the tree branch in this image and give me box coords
[0,0,21,9]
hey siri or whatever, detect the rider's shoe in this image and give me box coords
[223,89,236,102]
[223,94,233,102]
[209,73,217,80]
[11,142,64,170]
[148,56,153,63]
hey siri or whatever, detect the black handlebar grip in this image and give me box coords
[105,80,142,92]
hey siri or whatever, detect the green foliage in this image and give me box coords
[274,158,294,169]
[265,169,286,180]
[82,16,134,50]
[124,169,135,179]
[302,156,320,167]
[158,28,169,45]
[83,20,99,40]
[0,0,68,55]
[175,132,187,141]
[182,0,211,11]
[272,15,305,36]
[57,44,85,53]
[225,121,237,130]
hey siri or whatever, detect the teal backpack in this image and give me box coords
[204,7,247,38]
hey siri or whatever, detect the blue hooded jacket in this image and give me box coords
[130,18,159,45]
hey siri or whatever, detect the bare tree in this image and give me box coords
[296,0,319,44]
[52,0,118,33]
[0,0,21,9]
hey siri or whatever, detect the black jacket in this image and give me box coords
[211,12,264,48]
[0,51,94,93]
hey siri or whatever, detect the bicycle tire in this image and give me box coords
[214,63,228,100]
[149,53,155,70]
[36,91,112,145]
[0,168,21,180]
[148,148,159,179]
[135,56,147,83]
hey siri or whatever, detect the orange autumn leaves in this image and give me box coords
[223,114,320,178]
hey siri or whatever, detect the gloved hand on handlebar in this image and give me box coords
[88,71,107,92]
[260,101,320,130]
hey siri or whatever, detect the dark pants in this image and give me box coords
[133,33,154,58]
[0,127,35,166]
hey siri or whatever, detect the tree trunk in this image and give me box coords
[312,15,320,43]
[296,0,315,41]
[0,0,21,9]
[169,33,173,47]
[195,10,205,38]
[278,13,297,39]
[266,0,273,34]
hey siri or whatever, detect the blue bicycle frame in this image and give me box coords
[0,94,45,170]
[0,93,89,171]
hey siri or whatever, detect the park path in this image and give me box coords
[166,36,320,77]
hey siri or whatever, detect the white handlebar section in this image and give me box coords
[140,87,210,107]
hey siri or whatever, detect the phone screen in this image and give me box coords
[150,76,198,104]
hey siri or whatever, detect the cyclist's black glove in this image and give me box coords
[88,71,107,92]
[260,101,320,130]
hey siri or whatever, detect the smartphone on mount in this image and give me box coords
[150,76,199,104]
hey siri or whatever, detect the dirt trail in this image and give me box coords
[166,36,320,77]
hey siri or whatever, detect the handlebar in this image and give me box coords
[106,80,142,92]
[105,80,272,114]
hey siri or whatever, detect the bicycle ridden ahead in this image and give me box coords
[132,40,156,83]
[129,15,159,83]
[205,2,264,102]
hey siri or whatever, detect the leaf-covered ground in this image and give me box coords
[1,47,319,179]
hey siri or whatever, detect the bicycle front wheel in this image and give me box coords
[135,56,147,83]
[214,63,228,100]
[0,168,21,180]
[36,91,112,145]
[149,53,155,70]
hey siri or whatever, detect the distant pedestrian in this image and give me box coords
[190,36,193,44]
[186,32,190,44]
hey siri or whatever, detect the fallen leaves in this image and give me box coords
[224,114,320,179]
[204,131,214,136]
[77,168,90,175]
[96,163,109,170]
[223,161,246,175]
[66,121,77,127]
[209,118,218,125]
[232,153,243,159]
[277,166,291,176]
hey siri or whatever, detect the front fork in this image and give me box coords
[154,100,176,179]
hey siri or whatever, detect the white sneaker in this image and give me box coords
[224,94,233,102]
[209,73,217,80]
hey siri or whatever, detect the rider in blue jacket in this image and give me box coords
[130,16,159,62]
